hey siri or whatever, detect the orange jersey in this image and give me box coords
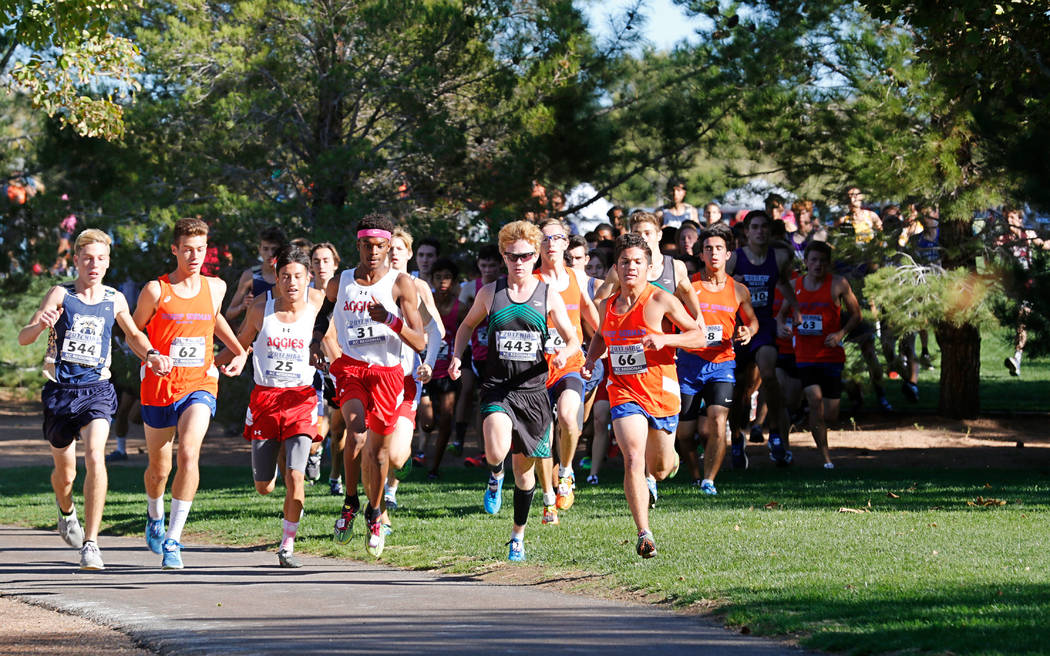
[141,275,219,406]
[685,276,741,364]
[793,275,844,364]
[601,285,680,417]
[537,270,585,386]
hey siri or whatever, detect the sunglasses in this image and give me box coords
[503,251,536,262]
[543,234,567,242]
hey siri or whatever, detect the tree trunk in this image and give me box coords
[934,217,982,418]
[934,321,980,419]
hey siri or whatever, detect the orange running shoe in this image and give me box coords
[555,476,575,510]
[542,504,559,525]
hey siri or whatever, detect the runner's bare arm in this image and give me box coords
[581,298,608,380]
[381,273,425,353]
[113,293,172,375]
[208,278,249,373]
[828,276,862,347]
[643,290,706,351]
[573,269,601,333]
[414,279,445,377]
[223,269,254,322]
[132,280,163,331]
[448,283,492,381]
[215,294,263,367]
[673,259,705,330]
[546,285,580,372]
[18,286,65,345]
[734,283,760,345]
[592,267,619,302]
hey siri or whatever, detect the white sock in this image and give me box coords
[511,529,524,542]
[385,483,398,495]
[115,437,127,453]
[702,479,715,487]
[1014,350,1023,362]
[147,495,164,521]
[165,498,192,543]
[558,465,573,479]
[543,491,556,507]
[281,519,298,553]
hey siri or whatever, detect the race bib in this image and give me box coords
[264,351,308,382]
[436,339,452,361]
[750,288,769,308]
[704,324,724,345]
[475,329,488,347]
[170,336,206,367]
[60,331,103,367]
[496,330,541,362]
[610,343,646,375]
[544,331,567,354]
[346,320,384,346]
[799,314,823,336]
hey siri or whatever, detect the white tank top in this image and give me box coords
[334,267,404,367]
[252,297,316,388]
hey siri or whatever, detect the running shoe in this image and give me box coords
[57,513,84,549]
[412,452,425,466]
[768,435,793,467]
[668,453,681,480]
[79,541,104,570]
[730,435,748,470]
[483,475,504,514]
[329,477,344,496]
[333,506,356,545]
[542,504,559,525]
[699,480,718,496]
[161,538,183,569]
[579,456,592,470]
[748,425,764,443]
[277,548,302,568]
[877,394,894,413]
[646,475,658,509]
[104,449,128,463]
[920,351,934,370]
[586,474,599,486]
[145,515,165,554]
[384,485,398,511]
[366,519,385,558]
[381,523,393,537]
[823,462,836,470]
[507,538,525,562]
[1004,355,1021,377]
[305,451,322,483]
[636,530,657,559]
[555,476,575,510]
[463,455,485,467]
[449,441,464,456]
[902,381,919,403]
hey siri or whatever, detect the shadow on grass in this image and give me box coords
[721,582,1050,655]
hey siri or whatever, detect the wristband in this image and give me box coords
[146,349,160,358]
[384,314,404,333]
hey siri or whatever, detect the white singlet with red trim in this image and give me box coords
[252,297,316,388]
[334,267,404,367]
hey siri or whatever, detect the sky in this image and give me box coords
[581,0,705,51]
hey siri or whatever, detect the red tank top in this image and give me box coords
[538,270,585,387]
[793,275,844,364]
[470,279,489,361]
[685,276,741,364]
[601,285,680,417]
[432,298,459,379]
[772,272,800,356]
[141,275,219,405]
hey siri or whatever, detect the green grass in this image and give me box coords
[3,463,1049,655]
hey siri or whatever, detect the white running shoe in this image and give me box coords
[79,541,104,570]
[58,513,84,549]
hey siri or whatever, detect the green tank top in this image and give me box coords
[482,277,549,392]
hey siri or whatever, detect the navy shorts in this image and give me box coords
[141,390,217,429]
[583,358,605,396]
[797,363,844,399]
[42,380,118,449]
[776,352,799,378]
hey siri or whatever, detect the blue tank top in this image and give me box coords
[251,265,275,298]
[44,283,117,384]
[914,229,939,263]
[661,205,691,228]
[733,247,778,322]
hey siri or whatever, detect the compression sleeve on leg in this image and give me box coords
[513,485,536,527]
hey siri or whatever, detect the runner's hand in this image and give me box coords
[551,349,569,371]
[309,343,328,370]
[416,363,433,384]
[824,331,843,348]
[448,356,461,381]
[147,353,173,377]
[38,307,62,329]
[641,334,666,351]
[220,351,248,377]
[242,291,254,311]
[581,359,595,380]
[368,295,390,323]
[776,320,792,339]
[734,324,753,346]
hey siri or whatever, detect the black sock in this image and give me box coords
[488,460,504,477]
[59,506,74,516]
[342,494,359,513]
[454,422,466,442]
[513,485,535,527]
[364,505,378,524]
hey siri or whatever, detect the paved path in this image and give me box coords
[0,527,805,656]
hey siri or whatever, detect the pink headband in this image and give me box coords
[357,229,392,240]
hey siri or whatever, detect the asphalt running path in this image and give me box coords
[0,527,807,656]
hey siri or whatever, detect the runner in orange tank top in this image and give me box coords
[794,241,861,469]
[132,218,248,569]
[583,233,707,559]
[535,218,599,518]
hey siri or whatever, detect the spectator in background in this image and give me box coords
[703,202,723,226]
[656,178,699,228]
[789,200,824,256]
[998,207,1048,377]
[766,194,797,233]
[52,201,77,275]
[836,187,883,244]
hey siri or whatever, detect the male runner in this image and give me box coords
[676,223,758,494]
[448,220,578,562]
[319,214,425,558]
[224,226,288,324]
[217,247,324,567]
[725,210,797,467]
[583,233,706,558]
[134,218,247,569]
[424,257,466,477]
[535,218,599,518]
[19,229,173,569]
[309,242,346,493]
[655,178,699,228]
[794,241,861,468]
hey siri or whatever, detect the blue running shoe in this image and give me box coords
[483,475,504,514]
[646,475,658,508]
[731,434,748,470]
[768,434,792,467]
[700,480,718,495]
[161,538,183,569]
[145,515,165,554]
[507,538,525,562]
